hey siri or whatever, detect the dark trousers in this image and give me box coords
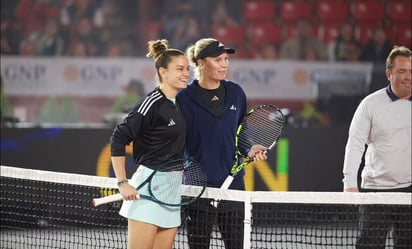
[184,199,244,249]
[356,186,412,249]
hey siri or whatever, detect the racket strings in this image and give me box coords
[150,169,182,205]
[183,161,207,186]
[181,161,207,204]
[158,159,185,172]
[239,121,282,145]
[238,108,284,150]
[149,159,207,205]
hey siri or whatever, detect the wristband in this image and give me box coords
[117,179,128,186]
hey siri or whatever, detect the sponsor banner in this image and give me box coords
[229,60,373,99]
[1,57,157,96]
[1,57,372,99]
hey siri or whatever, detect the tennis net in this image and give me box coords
[1,165,411,249]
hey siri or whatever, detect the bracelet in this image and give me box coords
[117,179,128,186]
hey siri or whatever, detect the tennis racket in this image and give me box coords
[92,158,207,207]
[220,104,285,190]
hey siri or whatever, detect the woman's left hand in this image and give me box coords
[248,144,267,161]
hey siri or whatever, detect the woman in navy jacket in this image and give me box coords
[177,38,266,249]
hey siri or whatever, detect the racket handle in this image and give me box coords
[92,193,123,207]
[220,175,234,190]
[211,175,234,208]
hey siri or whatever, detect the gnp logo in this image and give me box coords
[2,64,46,82]
[63,64,123,83]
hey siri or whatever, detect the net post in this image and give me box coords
[243,191,252,249]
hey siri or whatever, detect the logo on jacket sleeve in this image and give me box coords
[229,105,237,111]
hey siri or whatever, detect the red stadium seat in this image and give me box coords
[285,22,319,40]
[320,22,341,44]
[388,0,411,23]
[396,24,411,47]
[352,0,385,23]
[243,0,276,22]
[247,23,282,46]
[316,0,349,22]
[357,24,400,46]
[355,23,375,45]
[280,1,313,22]
[212,26,246,46]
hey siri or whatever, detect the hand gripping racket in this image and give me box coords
[92,158,207,207]
[220,104,285,190]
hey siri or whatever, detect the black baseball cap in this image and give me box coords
[195,40,235,60]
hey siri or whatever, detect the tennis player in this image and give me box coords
[342,45,411,248]
[177,38,266,249]
[110,39,190,249]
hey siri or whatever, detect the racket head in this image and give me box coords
[145,158,206,206]
[237,104,285,158]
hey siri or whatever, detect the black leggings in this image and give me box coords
[184,199,244,249]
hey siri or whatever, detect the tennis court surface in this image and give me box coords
[1,165,410,249]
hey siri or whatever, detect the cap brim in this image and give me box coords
[208,47,235,57]
[196,41,236,60]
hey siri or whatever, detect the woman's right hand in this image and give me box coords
[119,184,139,201]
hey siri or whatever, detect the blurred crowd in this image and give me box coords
[1,0,409,62]
[1,0,137,57]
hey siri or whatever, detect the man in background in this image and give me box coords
[342,46,411,248]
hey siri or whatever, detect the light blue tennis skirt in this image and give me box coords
[119,165,182,228]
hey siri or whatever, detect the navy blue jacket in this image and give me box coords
[177,80,247,189]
